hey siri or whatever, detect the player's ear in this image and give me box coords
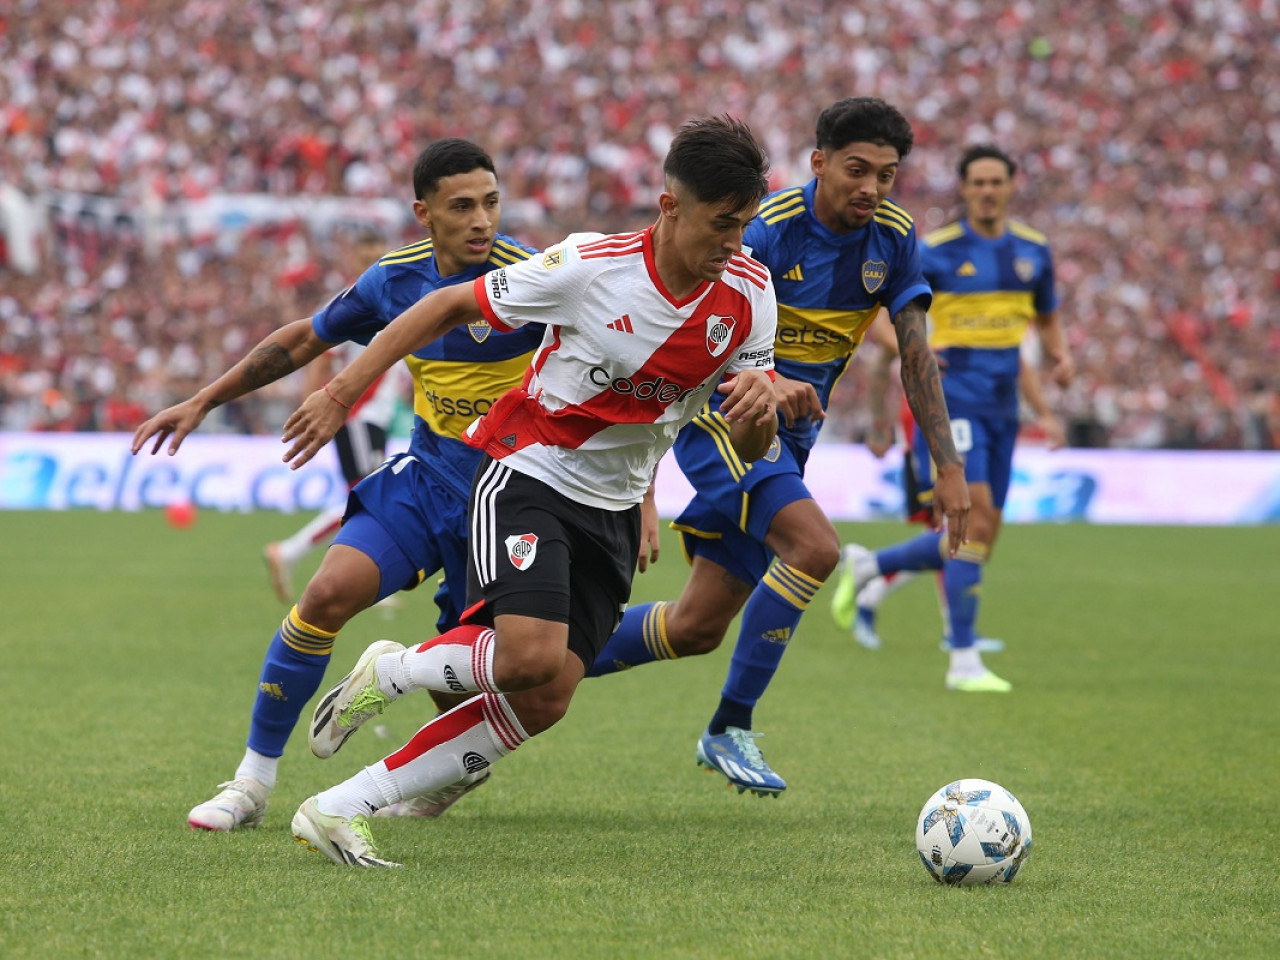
[809,148,826,179]
[658,191,680,221]
[412,199,432,231]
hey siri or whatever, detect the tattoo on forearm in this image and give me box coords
[895,301,961,468]
[242,343,295,391]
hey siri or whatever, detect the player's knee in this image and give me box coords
[491,645,563,691]
[508,686,572,736]
[775,533,840,582]
[296,574,364,632]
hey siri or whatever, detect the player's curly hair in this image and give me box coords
[815,97,914,159]
[413,139,497,199]
[957,144,1017,180]
[664,115,770,213]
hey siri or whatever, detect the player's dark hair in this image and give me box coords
[412,139,497,199]
[664,115,770,212]
[957,144,1017,180]
[815,97,914,160]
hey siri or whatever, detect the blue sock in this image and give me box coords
[587,602,674,677]
[877,530,945,576]
[943,544,988,650]
[246,606,336,757]
[709,561,820,734]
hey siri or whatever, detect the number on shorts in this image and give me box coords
[950,418,973,453]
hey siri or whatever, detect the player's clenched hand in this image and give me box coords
[131,397,209,457]
[281,388,347,468]
[716,369,776,426]
[932,462,971,557]
[772,374,825,430]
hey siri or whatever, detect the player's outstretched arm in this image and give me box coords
[717,369,778,463]
[131,318,333,457]
[282,282,482,468]
[893,298,970,553]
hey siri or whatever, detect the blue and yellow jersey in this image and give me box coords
[311,233,541,489]
[741,179,930,452]
[923,218,1057,419]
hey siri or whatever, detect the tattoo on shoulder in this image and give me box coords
[243,343,295,390]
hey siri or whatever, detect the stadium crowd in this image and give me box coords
[1,0,1277,448]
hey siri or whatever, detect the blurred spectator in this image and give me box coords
[1,0,1276,447]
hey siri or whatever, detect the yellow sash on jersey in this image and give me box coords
[406,352,532,440]
[773,304,880,364]
[929,291,1034,349]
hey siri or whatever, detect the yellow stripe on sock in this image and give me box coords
[642,602,677,661]
[281,605,338,656]
[954,542,991,565]
[762,561,822,610]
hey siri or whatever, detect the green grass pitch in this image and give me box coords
[1,510,1276,958]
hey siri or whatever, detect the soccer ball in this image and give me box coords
[915,778,1032,885]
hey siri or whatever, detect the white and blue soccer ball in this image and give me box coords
[915,778,1032,885]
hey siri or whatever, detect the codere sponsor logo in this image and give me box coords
[588,367,704,403]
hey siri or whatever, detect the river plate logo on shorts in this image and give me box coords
[505,533,538,570]
[862,260,887,294]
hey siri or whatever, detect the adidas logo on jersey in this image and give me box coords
[957,261,978,276]
[782,264,804,281]
[606,314,634,333]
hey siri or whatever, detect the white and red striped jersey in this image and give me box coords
[469,227,777,510]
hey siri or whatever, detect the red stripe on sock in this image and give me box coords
[383,698,486,771]
[481,693,525,751]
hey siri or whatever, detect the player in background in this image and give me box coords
[132,140,546,831]
[263,229,411,608]
[833,314,1062,651]
[832,144,1074,692]
[584,98,970,797]
[283,115,778,867]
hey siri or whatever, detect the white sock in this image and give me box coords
[234,749,279,790]
[853,550,881,582]
[315,768,390,819]
[279,506,344,563]
[317,693,526,818]
[379,628,498,696]
[949,647,983,676]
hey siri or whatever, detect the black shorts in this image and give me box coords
[334,422,388,486]
[463,456,640,669]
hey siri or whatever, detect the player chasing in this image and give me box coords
[581,97,970,798]
[832,319,1059,653]
[831,144,1075,692]
[262,229,411,609]
[132,140,549,831]
[282,115,779,867]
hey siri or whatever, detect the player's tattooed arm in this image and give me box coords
[237,342,296,397]
[894,299,959,468]
[133,317,329,457]
[894,297,971,551]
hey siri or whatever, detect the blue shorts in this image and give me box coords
[913,412,1017,509]
[671,422,813,585]
[338,452,471,633]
